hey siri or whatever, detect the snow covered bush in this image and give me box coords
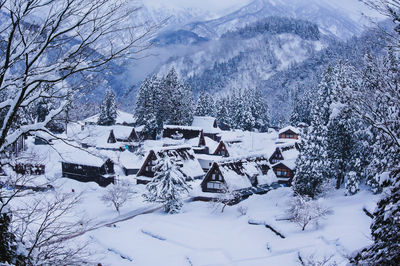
[143,157,192,214]
[345,171,360,195]
[287,195,333,231]
[298,252,337,266]
[237,206,248,216]
[101,180,136,214]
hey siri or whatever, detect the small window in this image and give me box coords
[207,182,222,189]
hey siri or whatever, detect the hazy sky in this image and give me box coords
[141,0,382,21]
[141,0,252,15]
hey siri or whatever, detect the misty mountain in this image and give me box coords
[68,0,384,121]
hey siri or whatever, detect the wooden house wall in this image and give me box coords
[61,161,115,187]
[278,130,299,139]
[15,163,45,175]
[201,164,225,192]
[213,142,229,157]
[204,133,221,142]
[272,163,294,185]
[137,151,157,177]
[123,167,139,176]
[269,148,284,164]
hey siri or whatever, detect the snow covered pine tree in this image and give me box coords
[143,157,192,214]
[98,89,118,126]
[195,90,216,117]
[293,66,334,198]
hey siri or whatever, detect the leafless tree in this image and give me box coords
[297,252,337,266]
[209,188,240,213]
[361,0,400,49]
[10,191,92,265]
[287,195,333,231]
[0,0,157,156]
[0,0,157,263]
[101,179,135,214]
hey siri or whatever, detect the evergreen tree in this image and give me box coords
[293,66,334,198]
[98,89,117,126]
[326,61,361,189]
[143,157,192,214]
[353,172,400,264]
[160,68,194,126]
[345,171,360,195]
[0,206,27,264]
[216,97,231,130]
[135,76,158,139]
[247,87,269,132]
[195,91,216,117]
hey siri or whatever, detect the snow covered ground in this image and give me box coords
[3,127,380,265]
[68,184,378,265]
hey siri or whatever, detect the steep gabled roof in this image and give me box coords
[202,155,276,191]
[138,146,204,179]
[278,126,300,135]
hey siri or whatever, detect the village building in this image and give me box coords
[118,151,144,176]
[213,140,243,157]
[272,162,294,185]
[60,144,115,187]
[200,155,277,194]
[195,154,224,172]
[67,124,140,151]
[269,147,284,164]
[278,126,300,140]
[191,116,222,142]
[136,146,205,184]
[162,125,206,145]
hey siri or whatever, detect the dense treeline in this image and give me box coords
[222,16,320,41]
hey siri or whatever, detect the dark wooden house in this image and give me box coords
[278,126,300,140]
[137,146,204,184]
[269,148,284,164]
[272,162,294,186]
[201,155,271,193]
[162,125,206,146]
[15,163,45,175]
[61,158,115,187]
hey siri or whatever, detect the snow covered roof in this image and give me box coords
[206,155,272,191]
[117,151,144,170]
[84,109,136,125]
[140,146,204,179]
[56,141,111,167]
[191,116,221,134]
[163,125,202,131]
[67,124,137,148]
[278,126,300,135]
